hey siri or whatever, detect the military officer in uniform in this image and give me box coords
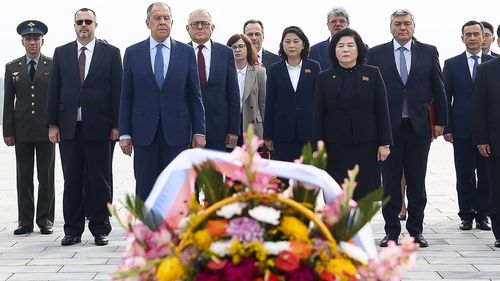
[3,20,55,235]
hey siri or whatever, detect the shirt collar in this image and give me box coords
[393,39,412,52]
[465,50,482,58]
[238,64,248,74]
[25,55,40,64]
[150,36,171,50]
[77,38,96,52]
[285,60,302,70]
[192,40,211,51]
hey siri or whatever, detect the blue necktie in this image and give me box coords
[471,55,479,81]
[154,44,164,87]
[399,46,409,117]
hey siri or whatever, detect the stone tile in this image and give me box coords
[6,273,95,280]
[28,258,109,265]
[403,271,443,279]
[426,257,500,264]
[59,264,116,273]
[474,265,500,271]
[0,265,61,273]
[439,271,500,279]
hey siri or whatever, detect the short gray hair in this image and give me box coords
[327,7,349,24]
[390,9,415,23]
[146,2,171,18]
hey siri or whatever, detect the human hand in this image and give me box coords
[119,139,133,156]
[48,126,60,144]
[192,135,206,148]
[478,144,490,158]
[3,136,15,146]
[378,145,390,161]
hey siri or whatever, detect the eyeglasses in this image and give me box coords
[151,15,171,22]
[75,19,94,26]
[231,44,246,50]
[189,21,211,28]
[245,32,262,38]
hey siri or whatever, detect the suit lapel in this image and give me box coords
[459,52,474,85]
[32,54,49,83]
[141,38,159,89]
[407,41,419,83]
[17,57,31,84]
[242,66,256,103]
[278,61,295,93]
[387,41,402,84]
[295,61,308,93]
[67,41,81,85]
[207,41,215,86]
[84,40,104,85]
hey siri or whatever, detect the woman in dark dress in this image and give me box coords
[263,26,321,162]
[313,28,393,200]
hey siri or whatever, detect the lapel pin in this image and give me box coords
[332,75,336,79]
[362,76,369,81]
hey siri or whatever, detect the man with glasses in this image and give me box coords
[309,7,350,70]
[186,9,239,151]
[367,9,448,248]
[4,20,54,236]
[119,3,206,200]
[243,19,280,69]
[480,21,499,57]
[46,8,122,246]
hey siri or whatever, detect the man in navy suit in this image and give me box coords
[480,21,499,57]
[309,7,350,70]
[367,9,448,248]
[443,21,494,232]
[46,8,122,246]
[119,3,206,201]
[243,19,281,69]
[186,9,240,151]
[475,56,500,248]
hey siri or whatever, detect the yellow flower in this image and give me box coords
[229,240,245,264]
[193,230,212,250]
[279,216,309,242]
[157,256,185,281]
[326,258,358,278]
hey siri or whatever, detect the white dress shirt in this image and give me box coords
[286,60,302,91]
[237,65,247,111]
[76,39,96,121]
[465,51,482,78]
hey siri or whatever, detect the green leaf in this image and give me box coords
[194,162,232,206]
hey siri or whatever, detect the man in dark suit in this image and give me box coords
[480,21,499,57]
[3,20,54,235]
[475,56,500,248]
[119,3,206,200]
[243,19,280,69]
[46,8,122,246]
[367,9,448,248]
[309,7,350,70]
[443,21,494,232]
[186,9,239,151]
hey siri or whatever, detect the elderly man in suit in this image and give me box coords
[443,21,494,232]
[186,9,240,151]
[119,3,206,200]
[367,9,448,248]
[243,19,280,69]
[3,20,54,236]
[475,56,500,248]
[309,7,350,70]
[47,8,122,246]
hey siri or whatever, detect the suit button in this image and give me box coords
[31,86,34,89]
[31,111,35,114]
[31,102,35,106]
[31,94,35,97]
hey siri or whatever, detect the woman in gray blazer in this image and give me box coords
[227,34,267,143]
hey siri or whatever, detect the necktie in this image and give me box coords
[399,46,409,117]
[471,55,479,81]
[197,45,207,88]
[29,60,36,81]
[79,47,86,85]
[154,44,165,88]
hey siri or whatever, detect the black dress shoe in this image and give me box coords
[495,240,500,248]
[94,234,109,246]
[379,235,398,247]
[476,219,491,231]
[40,226,53,235]
[411,234,429,248]
[61,234,81,246]
[459,219,473,230]
[13,226,33,235]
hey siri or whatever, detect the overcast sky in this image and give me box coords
[1,0,499,69]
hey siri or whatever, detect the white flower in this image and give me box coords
[339,241,368,264]
[263,241,290,255]
[216,202,246,219]
[248,206,281,225]
[178,215,191,229]
[209,240,233,256]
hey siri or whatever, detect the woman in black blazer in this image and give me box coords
[313,28,393,200]
[263,26,321,162]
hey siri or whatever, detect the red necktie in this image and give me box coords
[197,45,207,88]
[79,47,86,85]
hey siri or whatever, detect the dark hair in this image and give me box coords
[227,34,258,65]
[74,8,97,21]
[278,26,310,61]
[461,20,483,34]
[480,21,494,35]
[329,28,368,67]
[497,24,500,38]
[147,2,171,18]
[243,19,264,33]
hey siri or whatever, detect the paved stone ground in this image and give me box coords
[0,132,498,280]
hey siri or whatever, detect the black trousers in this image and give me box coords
[382,119,431,237]
[452,137,489,221]
[59,124,112,236]
[15,141,55,228]
[488,155,500,240]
